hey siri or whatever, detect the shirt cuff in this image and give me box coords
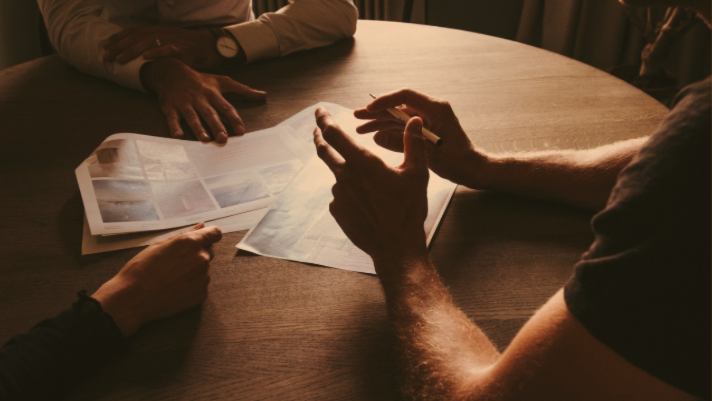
[108,56,150,93]
[225,20,280,63]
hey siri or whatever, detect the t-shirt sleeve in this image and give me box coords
[564,78,711,399]
[0,291,127,400]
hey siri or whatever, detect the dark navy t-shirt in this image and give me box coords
[564,78,711,399]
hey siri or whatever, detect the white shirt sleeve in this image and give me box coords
[37,0,148,92]
[224,0,358,63]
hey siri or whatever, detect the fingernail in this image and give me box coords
[173,130,183,139]
[200,132,210,142]
[217,131,227,142]
[234,125,245,136]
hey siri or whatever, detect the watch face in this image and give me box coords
[217,36,239,58]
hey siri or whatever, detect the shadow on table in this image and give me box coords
[429,189,595,350]
[65,307,204,401]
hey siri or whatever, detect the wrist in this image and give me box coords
[196,29,225,70]
[210,28,246,67]
[372,248,431,279]
[457,151,496,190]
[139,57,186,93]
[92,278,144,337]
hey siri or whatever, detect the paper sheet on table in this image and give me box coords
[76,103,354,236]
[81,208,268,255]
[237,112,457,275]
[76,127,310,236]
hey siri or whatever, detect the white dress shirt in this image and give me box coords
[37,0,358,91]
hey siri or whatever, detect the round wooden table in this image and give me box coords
[0,20,668,400]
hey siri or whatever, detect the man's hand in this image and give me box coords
[313,107,430,268]
[91,223,222,337]
[355,89,490,189]
[141,58,267,144]
[102,25,223,71]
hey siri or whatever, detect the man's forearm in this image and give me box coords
[38,0,147,91]
[472,137,648,211]
[226,0,358,63]
[375,255,500,400]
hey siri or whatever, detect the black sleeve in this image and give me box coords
[564,78,711,399]
[0,291,128,400]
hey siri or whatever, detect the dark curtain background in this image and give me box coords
[299,0,711,90]
[516,0,711,88]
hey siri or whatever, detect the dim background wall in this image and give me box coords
[0,0,41,70]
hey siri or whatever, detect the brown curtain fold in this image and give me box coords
[516,0,710,87]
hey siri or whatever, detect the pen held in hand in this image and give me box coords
[369,94,442,146]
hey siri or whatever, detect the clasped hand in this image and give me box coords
[103,25,267,144]
[103,25,221,70]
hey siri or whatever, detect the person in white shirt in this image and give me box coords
[38,0,358,144]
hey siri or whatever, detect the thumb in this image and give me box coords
[403,117,427,171]
[222,78,267,101]
[189,222,206,231]
[195,225,223,247]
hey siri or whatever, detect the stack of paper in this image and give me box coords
[77,103,456,276]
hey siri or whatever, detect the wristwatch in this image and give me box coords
[211,28,240,59]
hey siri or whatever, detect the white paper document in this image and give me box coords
[77,102,356,253]
[76,127,312,235]
[237,111,457,275]
[81,208,267,255]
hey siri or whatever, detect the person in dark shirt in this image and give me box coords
[0,223,222,400]
[310,1,710,398]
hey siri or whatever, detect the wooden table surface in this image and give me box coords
[0,20,668,400]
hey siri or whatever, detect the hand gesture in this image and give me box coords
[313,107,430,268]
[102,25,223,71]
[91,223,223,336]
[141,58,267,143]
[355,89,488,189]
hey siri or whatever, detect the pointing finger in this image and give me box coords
[314,127,345,174]
[315,107,369,163]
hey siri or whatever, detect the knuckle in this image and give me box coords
[328,200,338,215]
[362,153,382,169]
[322,124,339,139]
[174,235,195,248]
[316,143,330,158]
